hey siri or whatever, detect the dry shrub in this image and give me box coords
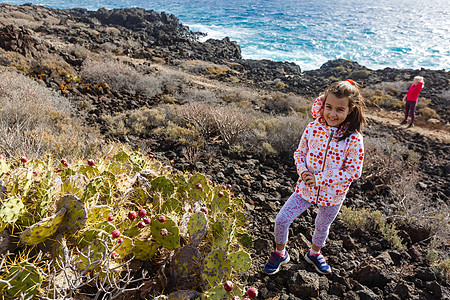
[264,92,310,115]
[175,87,219,105]
[30,52,76,76]
[165,122,205,148]
[265,114,309,154]
[361,88,403,109]
[180,60,230,77]
[81,58,162,97]
[0,69,102,159]
[128,107,166,136]
[0,50,30,72]
[175,102,252,146]
[418,107,440,120]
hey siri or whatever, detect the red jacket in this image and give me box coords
[406,81,424,102]
[293,96,364,206]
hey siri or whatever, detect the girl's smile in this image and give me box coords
[323,94,351,127]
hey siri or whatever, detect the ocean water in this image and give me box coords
[3,0,450,71]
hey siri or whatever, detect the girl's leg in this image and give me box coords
[274,192,311,249]
[404,100,412,121]
[311,203,343,250]
[409,100,417,123]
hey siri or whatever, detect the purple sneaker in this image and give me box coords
[263,250,290,275]
[305,250,332,274]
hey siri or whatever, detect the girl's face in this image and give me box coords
[324,94,351,127]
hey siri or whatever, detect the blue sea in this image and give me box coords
[4,0,450,71]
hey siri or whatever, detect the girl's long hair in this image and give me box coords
[324,80,366,141]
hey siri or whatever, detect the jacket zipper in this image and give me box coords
[315,129,334,203]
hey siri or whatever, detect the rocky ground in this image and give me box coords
[0,3,449,299]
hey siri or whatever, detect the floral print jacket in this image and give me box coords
[294,96,364,206]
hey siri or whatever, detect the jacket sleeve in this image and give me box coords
[294,123,311,176]
[314,133,364,187]
[311,95,325,119]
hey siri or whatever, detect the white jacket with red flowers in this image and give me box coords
[294,95,364,206]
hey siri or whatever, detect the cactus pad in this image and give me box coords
[114,236,133,257]
[188,173,210,201]
[0,196,25,224]
[132,239,158,260]
[227,250,252,272]
[211,219,230,249]
[56,194,87,234]
[19,207,67,245]
[168,290,201,300]
[87,205,113,223]
[76,239,105,271]
[151,176,175,197]
[201,249,231,289]
[62,174,89,197]
[0,261,43,297]
[210,187,230,214]
[188,212,208,246]
[169,245,203,290]
[151,216,180,249]
[201,282,244,300]
[161,197,183,213]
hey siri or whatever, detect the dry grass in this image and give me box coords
[0,69,103,159]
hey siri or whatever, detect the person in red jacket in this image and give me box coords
[400,76,424,128]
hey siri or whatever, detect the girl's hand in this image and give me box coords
[301,171,316,187]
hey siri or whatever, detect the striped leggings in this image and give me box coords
[274,192,342,248]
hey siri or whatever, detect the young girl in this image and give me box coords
[264,80,365,275]
[401,76,424,128]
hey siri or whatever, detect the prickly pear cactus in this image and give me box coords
[87,205,112,223]
[76,239,105,271]
[19,207,67,245]
[201,282,244,300]
[169,245,203,290]
[151,176,175,197]
[130,152,145,172]
[0,261,43,298]
[113,150,130,162]
[151,216,180,250]
[62,174,89,197]
[227,250,252,272]
[161,197,183,213]
[132,238,158,260]
[210,187,230,214]
[188,211,208,246]
[56,194,87,234]
[211,218,230,249]
[0,196,25,229]
[188,173,210,201]
[201,249,231,289]
[114,236,133,257]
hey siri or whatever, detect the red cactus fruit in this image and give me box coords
[111,252,118,259]
[137,221,145,228]
[218,191,224,198]
[54,167,61,173]
[128,211,137,221]
[63,162,69,167]
[61,158,67,164]
[222,185,226,190]
[32,171,38,176]
[158,215,166,223]
[138,209,147,218]
[160,228,168,236]
[117,238,123,244]
[200,207,208,214]
[246,287,258,298]
[224,280,234,292]
[143,217,151,225]
[195,183,202,190]
[0,155,3,159]
[111,230,120,239]
[226,184,232,190]
[20,156,28,163]
[149,154,154,159]
[107,215,114,222]
[87,159,95,166]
